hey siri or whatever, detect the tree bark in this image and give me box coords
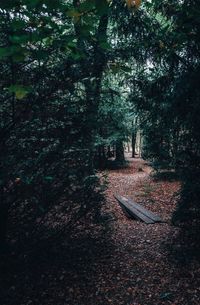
[132,132,136,158]
[73,0,109,174]
[115,141,125,163]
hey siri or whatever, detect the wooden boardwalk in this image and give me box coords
[114,194,163,224]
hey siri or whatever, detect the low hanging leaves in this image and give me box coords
[8,85,31,100]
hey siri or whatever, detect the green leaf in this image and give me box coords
[24,0,41,8]
[95,0,109,16]
[11,19,27,30]
[99,41,112,50]
[8,85,31,100]
[70,50,85,60]
[12,53,26,62]
[0,0,20,9]
[79,0,96,12]
[33,49,49,60]
[79,24,94,37]
[67,41,77,49]
[66,9,81,18]
[0,46,27,61]
[9,34,30,44]
[121,66,132,73]
[0,47,10,58]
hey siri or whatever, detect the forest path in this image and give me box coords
[3,156,200,305]
[93,155,200,305]
[57,157,199,305]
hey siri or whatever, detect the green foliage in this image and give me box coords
[131,0,200,230]
[1,0,200,248]
[7,85,31,99]
[0,0,113,244]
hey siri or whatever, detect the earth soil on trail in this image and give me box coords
[1,156,200,305]
[100,155,200,305]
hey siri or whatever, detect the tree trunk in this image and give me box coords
[73,0,109,175]
[115,141,125,163]
[139,131,142,158]
[132,132,136,158]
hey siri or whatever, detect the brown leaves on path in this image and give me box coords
[1,156,200,305]
[103,156,200,305]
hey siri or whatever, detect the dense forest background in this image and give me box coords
[0,1,200,303]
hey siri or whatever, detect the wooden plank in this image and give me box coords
[126,197,163,223]
[115,194,163,223]
[114,194,155,224]
[116,195,155,224]
[120,205,133,219]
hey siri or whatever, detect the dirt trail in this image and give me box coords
[97,155,200,305]
[2,156,200,305]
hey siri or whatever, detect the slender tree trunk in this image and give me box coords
[139,131,142,158]
[132,132,136,158]
[73,0,109,174]
[131,118,138,158]
[115,141,125,163]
